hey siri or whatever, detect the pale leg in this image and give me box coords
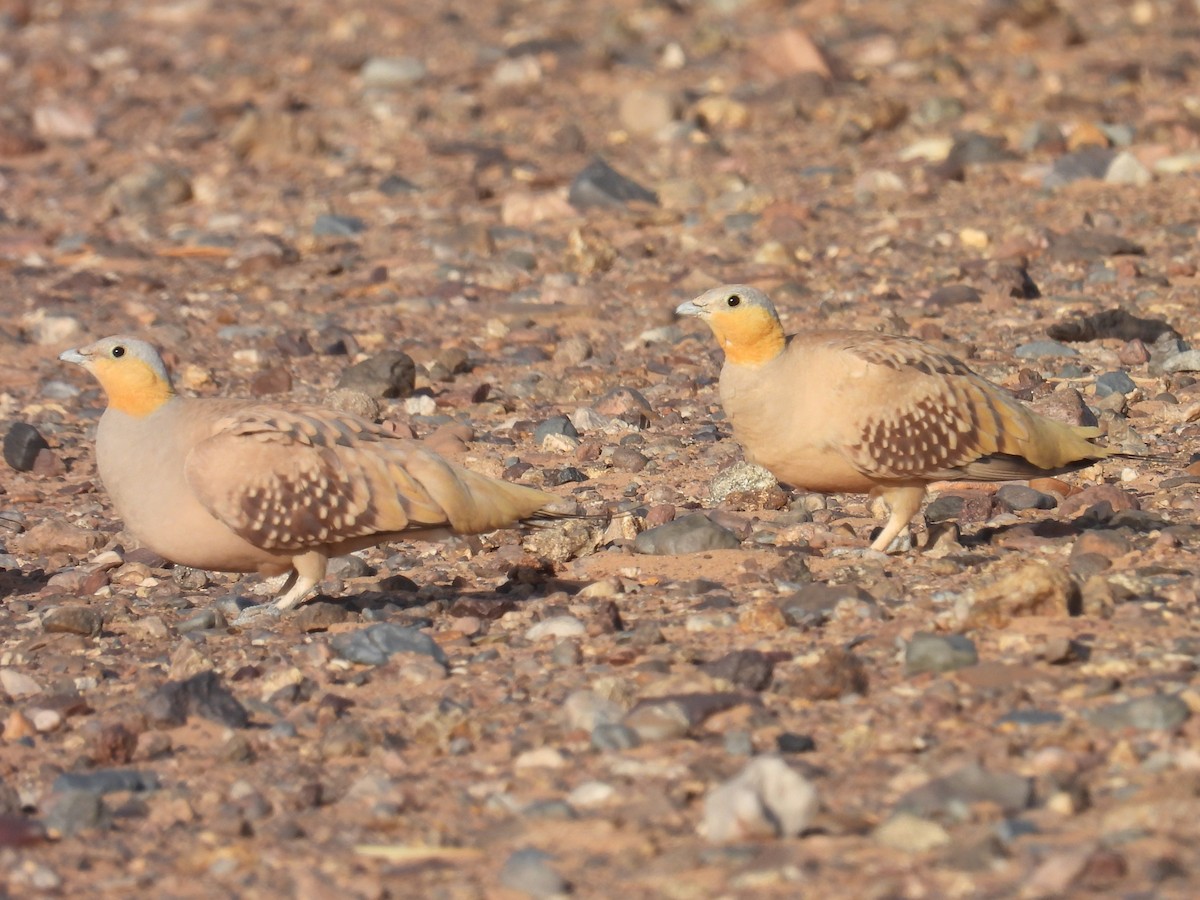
[868,486,927,553]
[274,550,329,610]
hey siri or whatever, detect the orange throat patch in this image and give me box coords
[708,307,786,366]
[93,358,174,417]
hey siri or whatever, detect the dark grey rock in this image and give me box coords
[896,762,1033,822]
[378,174,419,195]
[1086,694,1190,731]
[313,213,366,237]
[995,709,1064,727]
[42,606,102,637]
[633,514,740,555]
[905,633,979,675]
[499,848,571,898]
[926,285,982,307]
[776,732,816,754]
[609,447,648,473]
[568,157,658,209]
[4,423,49,472]
[52,770,158,795]
[335,351,416,399]
[327,556,372,579]
[43,790,108,837]
[534,415,578,445]
[777,583,878,628]
[701,650,774,692]
[995,485,1057,511]
[1046,308,1179,344]
[293,601,351,632]
[543,466,588,486]
[1095,371,1137,398]
[1044,146,1117,188]
[924,494,965,523]
[331,623,448,666]
[146,671,249,729]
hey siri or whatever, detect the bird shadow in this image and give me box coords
[0,567,51,601]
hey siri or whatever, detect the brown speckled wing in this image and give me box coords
[837,336,1046,481]
[184,407,447,550]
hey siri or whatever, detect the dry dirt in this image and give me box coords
[4,0,1200,896]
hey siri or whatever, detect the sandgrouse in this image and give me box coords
[677,284,1121,552]
[61,336,562,610]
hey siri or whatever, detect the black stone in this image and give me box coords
[3,423,48,472]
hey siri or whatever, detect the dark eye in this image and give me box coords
[726,294,741,307]
[111,346,125,358]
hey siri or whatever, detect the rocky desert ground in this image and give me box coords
[4,0,1200,896]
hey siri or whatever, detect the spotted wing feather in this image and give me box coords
[185,406,555,550]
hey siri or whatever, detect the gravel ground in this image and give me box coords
[4,0,1200,896]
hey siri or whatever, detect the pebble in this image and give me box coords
[1160,349,1200,374]
[1094,370,1137,397]
[623,700,692,742]
[525,615,586,641]
[777,583,878,627]
[905,633,978,675]
[609,447,648,473]
[3,423,49,472]
[15,518,106,558]
[897,762,1032,820]
[568,158,658,210]
[567,781,615,808]
[43,791,108,837]
[873,813,951,852]
[1044,146,1116,188]
[499,848,571,898]
[292,602,351,633]
[53,770,159,795]
[995,484,1057,511]
[618,88,679,137]
[563,691,624,733]
[360,56,426,88]
[176,608,226,634]
[0,669,42,699]
[1086,694,1190,731]
[701,756,819,842]
[145,671,249,729]
[1015,340,1079,359]
[709,461,777,504]
[107,162,192,213]
[795,647,869,699]
[591,723,641,751]
[956,561,1080,627]
[313,213,366,237]
[42,606,103,637]
[534,415,578,445]
[334,351,416,399]
[776,733,816,754]
[633,514,740,555]
[1104,150,1152,186]
[331,623,448,667]
[701,650,775,692]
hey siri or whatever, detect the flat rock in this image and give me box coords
[633,514,740,555]
[905,633,978,675]
[702,755,819,842]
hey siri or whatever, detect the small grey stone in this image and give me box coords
[896,762,1033,821]
[925,495,965,522]
[43,790,108,837]
[52,770,158,795]
[499,848,571,898]
[776,732,816,754]
[533,415,578,445]
[378,173,419,196]
[777,583,878,628]
[609,447,648,473]
[146,671,249,729]
[550,641,582,666]
[108,163,192,214]
[568,157,658,210]
[360,56,427,88]
[591,723,641,751]
[42,606,102,637]
[563,690,624,733]
[1086,694,1190,731]
[1043,146,1116,188]
[1104,151,1151,186]
[996,708,1064,726]
[1094,371,1137,398]
[331,623,448,666]
[4,423,49,472]
[1015,340,1079,359]
[913,96,965,127]
[905,632,978,675]
[543,466,587,486]
[525,615,585,641]
[995,484,1057,511]
[633,514,740,555]
[710,461,777,504]
[623,700,691,742]
[176,608,225,634]
[335,351,416,399]
[701,650,774,692]
[327,555,372,579]
[1161,350,1200,374]
[313,214,367,237]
